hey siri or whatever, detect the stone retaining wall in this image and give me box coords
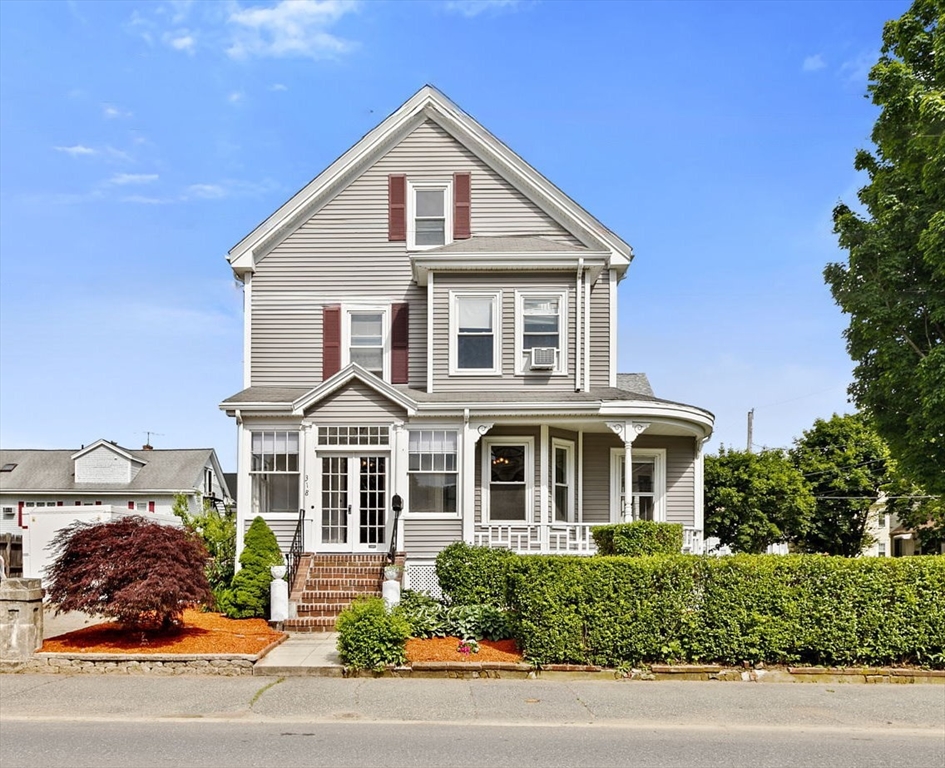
[9,653,257,675]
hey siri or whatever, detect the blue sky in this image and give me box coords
[0,0,907,470]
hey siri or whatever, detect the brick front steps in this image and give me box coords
[284,553,391,632]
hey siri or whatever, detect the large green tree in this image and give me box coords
[826,0,945,495]
[791,413,891,556]
[704,447,814,554]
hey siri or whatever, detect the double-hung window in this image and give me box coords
[516,290,566,374]
[552,439,575,523]
[451,291,500,374]
[483,437,532,522]
[408,430,458,515]
[342,307,389,380]
[251,431,300,516]
[408,180,452,250]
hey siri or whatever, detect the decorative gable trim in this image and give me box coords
[292,364,417,416]
[227,85,631,275]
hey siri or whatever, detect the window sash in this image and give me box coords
[408,430,458,514]
[251,431,300,473]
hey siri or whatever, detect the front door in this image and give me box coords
[320,455,387,552]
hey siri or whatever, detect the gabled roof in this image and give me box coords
[290,364,417,416]
[71,438,141,464]
[0,446,225,494]
[227,85,632,276]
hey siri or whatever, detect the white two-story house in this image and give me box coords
[220,86,714,599]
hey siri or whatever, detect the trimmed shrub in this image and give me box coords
[336,597,411,669]
[591,521,683,556]
[219,516,284,619]
[395,590,514,641]
[45,516,211,632]
[435,542,516,607]
[505,554,945,668]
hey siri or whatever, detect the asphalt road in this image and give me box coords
[2,676,943,768]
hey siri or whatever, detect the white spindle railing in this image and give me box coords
[474,523,704,555]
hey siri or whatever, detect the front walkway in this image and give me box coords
[254,633,343,676]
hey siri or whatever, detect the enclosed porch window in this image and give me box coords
[251,430,300,516]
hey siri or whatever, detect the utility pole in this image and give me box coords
[747,409,754,453]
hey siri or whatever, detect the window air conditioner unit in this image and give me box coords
[529,347,557,370]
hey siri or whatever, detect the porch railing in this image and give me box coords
[474,523,704,555]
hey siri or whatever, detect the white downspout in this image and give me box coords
[575,259,583,391]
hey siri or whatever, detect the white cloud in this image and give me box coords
[165,30,196,53]
[103,103,133,119]
[840,51,877,84]
[54,144,97,156]
[226,0,359,60]
[270,83,288,91]
[109,173,159,185]
[121,194,173,205]
[182,178,280,201]
[802,54,826,73]
[185,183,228,199]
[444,0,523,18]
[228,91,245,104]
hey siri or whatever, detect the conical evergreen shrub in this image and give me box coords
[219,516,284,619]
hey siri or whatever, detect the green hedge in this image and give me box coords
[505,554,945,668]
[336,597,410,670]
[591,521,684,556]
[435,542,516,607]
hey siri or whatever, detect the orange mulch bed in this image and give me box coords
[42,610,285,656]
[406,636,523,663]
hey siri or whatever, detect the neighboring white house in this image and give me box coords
[0,440,231,577]
[219,85,715,595]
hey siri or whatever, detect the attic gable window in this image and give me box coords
[408,180,452,249]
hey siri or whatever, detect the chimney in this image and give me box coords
[142,444,153,451]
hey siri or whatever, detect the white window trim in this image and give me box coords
[404,427,461,520]
[449,290,502,376]
[341,304,390,381]
[407,179,453,251]
[482,436,534,524]
[609,448,666,523]
[515,289,568,375]
[551,438,575,524]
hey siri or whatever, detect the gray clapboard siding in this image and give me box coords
[403,517,463,559]
[581,432,618,523]
[306,381,406,422]
[250,119,581,388]
[634,435,696,526]
[588,270,611,388]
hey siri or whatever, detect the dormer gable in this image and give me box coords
[72,439,146,484]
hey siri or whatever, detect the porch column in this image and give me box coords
[391,422,408,552]
[606,421,650,522]
[462,418,494,544]
[301,422,316,552]
[539,424,550,552]
[235,414,249,566]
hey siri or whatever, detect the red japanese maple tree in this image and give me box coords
[45,515,212,632]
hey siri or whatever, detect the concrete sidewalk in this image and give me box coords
[255,633,344,676]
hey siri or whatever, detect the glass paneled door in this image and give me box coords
[320,455,387,551]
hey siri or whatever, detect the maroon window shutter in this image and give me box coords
[391,303,409,384]
[388,175,406,242]
[18,501,25,529]
[453,172,471,240]
[323,305,341,379]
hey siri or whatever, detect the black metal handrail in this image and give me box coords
[286,508,305,591]
[387,494,404,564]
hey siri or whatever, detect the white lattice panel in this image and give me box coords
[404,562,443,599]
